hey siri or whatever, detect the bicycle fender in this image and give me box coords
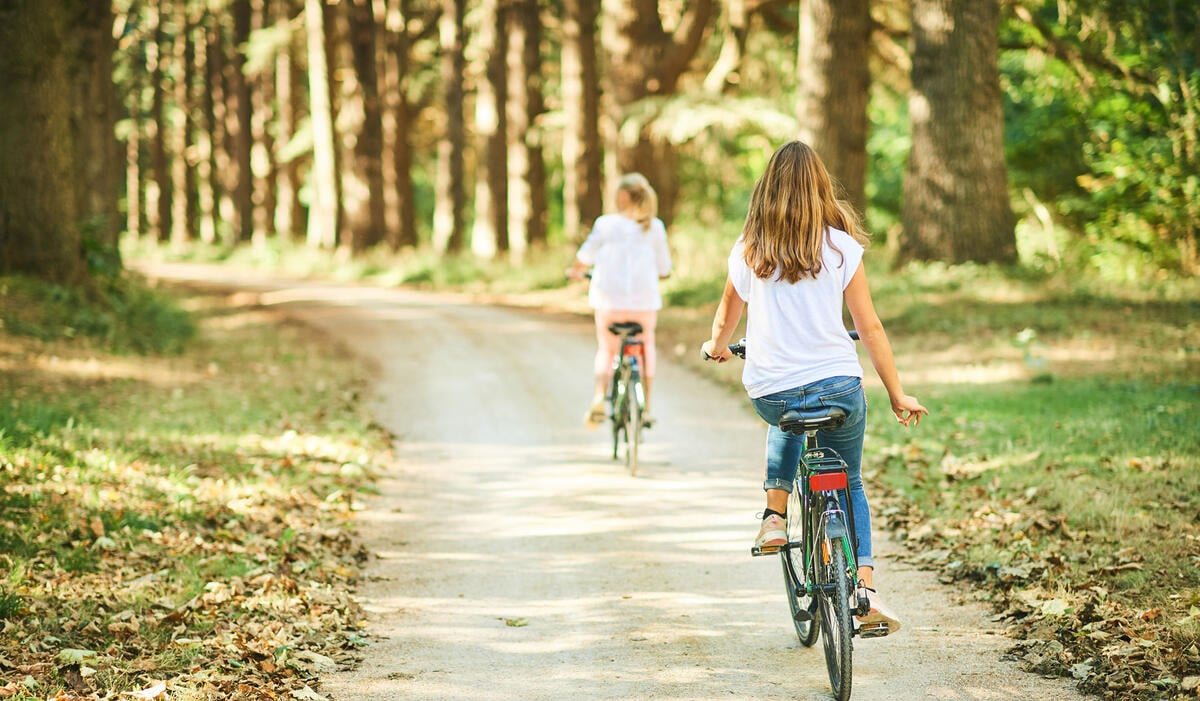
[823,511,847,540]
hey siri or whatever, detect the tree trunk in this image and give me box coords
[149,0,170,241]
[69,0,122,261]
[600,0,714,224]
[213,13,238,242]
[796,0,870,214]
[561,0,603,240]
[432,0,466,254]
[0,0,87,283]
[345,0,387,253]
[305,0,339,249]
[230,0,255,241]
[251,0,276,243]
[505,0,547,258]
[902,0,1016,264]
[470,0,507,259]
[200,11,224,244]
[273,0,302,239]
[125,105,142,240]
[384,0,419,250]
[171,0,196,245]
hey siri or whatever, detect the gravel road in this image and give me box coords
[143,264,1086,701]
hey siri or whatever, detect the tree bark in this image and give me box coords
[200,10,224,244]
[384,0,420,250]
[273,0,302,239]
[230,0,255,241]
[305,0,339,249]
[171,0,196,245]
[69,0,122,261]
[902,0,1016,264]
[345,0,387,253]
[149,0,170,241]
[432,0,466,254]
[796,0,870,214]
[470,0,507,259]
[251,0,275,243]
[561,0,603,240]
[0,0,87,283]
[505,0,547,258]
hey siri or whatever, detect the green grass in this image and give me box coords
[0,272,195,354]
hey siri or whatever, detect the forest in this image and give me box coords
[0,0,1197,285]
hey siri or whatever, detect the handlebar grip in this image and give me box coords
[849,330,859,341]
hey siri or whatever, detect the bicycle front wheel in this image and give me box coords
[816,535,854,701]
[784,488,818,646]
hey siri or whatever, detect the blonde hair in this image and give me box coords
[615,173,658,232]
[741,141,868,283]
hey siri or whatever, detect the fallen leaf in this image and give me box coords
[57,649,98,664]
[121,680,167,699]
[291,686,327,700]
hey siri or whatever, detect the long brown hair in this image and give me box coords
[741,141,868,283]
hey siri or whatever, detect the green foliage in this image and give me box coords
[0,274,194,354]
[1000,0,1199,277]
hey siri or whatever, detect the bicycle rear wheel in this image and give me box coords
[784,488,818,646]
[610,367,627,461]
[625,374,643,475]
[816,535,854,701]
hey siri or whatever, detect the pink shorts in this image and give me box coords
[593,309,657,377]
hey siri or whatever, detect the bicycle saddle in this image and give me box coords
[779,407,847,435]
[607,321,643,337]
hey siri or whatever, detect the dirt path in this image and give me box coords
[145,264,1086,701]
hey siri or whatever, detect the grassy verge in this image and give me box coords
[0,276,391,700]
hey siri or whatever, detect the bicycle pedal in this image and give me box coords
[858,622,889,638]
[793,609,814,623]
[750,544,782,557]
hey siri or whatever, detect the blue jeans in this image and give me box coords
[750,376,873,568]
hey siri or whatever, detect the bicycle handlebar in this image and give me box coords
[704,330,859,361]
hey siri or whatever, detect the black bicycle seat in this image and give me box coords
[607,321,644,337]
[779,407,847,435]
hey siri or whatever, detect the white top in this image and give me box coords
[728,228,865,398]
[576,214,672,311]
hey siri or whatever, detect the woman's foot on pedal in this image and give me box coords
[641,412,654,429]
[753,514,787,553]
[855,587,902,636]
[583,398,606,429]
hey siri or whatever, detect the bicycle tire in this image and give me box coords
[816,535,854,701]
[784,488,818,646]
[626,374,641,476]
[610,365,627,461]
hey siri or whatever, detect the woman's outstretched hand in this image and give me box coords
[891,395,928,427]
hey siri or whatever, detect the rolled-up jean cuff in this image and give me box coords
[762,478,793,492]
[857,556,875,569]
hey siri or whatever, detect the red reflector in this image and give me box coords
[809,471,847,492]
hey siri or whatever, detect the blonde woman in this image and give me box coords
[701,141,927,635]
[568,173,672,428]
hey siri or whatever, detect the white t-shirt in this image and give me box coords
[728,227,864,398]
[576,214,672,311]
